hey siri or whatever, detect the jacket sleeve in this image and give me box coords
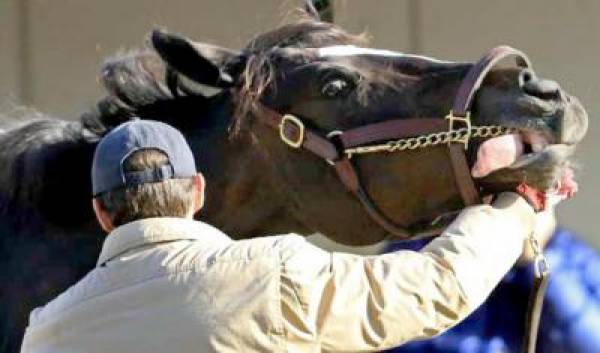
[279,193,535,352]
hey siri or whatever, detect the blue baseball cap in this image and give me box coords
[92,120,197,196]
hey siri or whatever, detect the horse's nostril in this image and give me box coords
[519,69,535,86]
[520,71,561,101]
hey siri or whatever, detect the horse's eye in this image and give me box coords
[321,78,352,98]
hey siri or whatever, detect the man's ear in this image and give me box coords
[92,198,115,233]
[151,30,242,89]
[192,173,206,215]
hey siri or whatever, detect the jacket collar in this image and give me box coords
[97,217,231,266]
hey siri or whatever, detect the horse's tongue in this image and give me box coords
[471,134,523,178]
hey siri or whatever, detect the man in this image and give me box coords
[21,120,540,353]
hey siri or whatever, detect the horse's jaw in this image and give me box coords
[193,127,311,239]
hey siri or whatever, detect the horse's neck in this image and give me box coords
[188,98,310,239]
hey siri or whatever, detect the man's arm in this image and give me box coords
[279,193,535,352]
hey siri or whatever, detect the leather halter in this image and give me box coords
[250,46,545,353]
[251,45,532,239]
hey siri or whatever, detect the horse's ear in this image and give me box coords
[304,0,334,23]
[151,30,241,88]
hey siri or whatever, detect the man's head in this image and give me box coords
[91,120,204,232]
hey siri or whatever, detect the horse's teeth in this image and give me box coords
[521,131,548,153]
[532,142,545,152]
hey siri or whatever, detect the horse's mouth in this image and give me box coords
[471,87,588,196]
[472,130,577,196]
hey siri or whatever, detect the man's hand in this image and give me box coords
[517,173,575,263]
[519,207,557,263]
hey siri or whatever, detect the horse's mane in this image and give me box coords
[0,116,97,231]
[80,48,175,136]
[0,15,369,230]
[81,15,367,136]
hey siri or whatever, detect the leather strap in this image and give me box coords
[251,103,340,161]
[522,269,550,353]
[339,119,448,148]
[333,158,412,237]
[251,103,462,238]
[447,144,481,205]
[332,158,449,238]
[452,46,532,116]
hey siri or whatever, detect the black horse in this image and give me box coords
[0,14,587,352]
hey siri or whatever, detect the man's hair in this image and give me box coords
[96,148,195,226]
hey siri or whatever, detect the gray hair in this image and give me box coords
[96,148,195,226]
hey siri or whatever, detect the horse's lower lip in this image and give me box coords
[521,130,550,152]
[509,143,568,168]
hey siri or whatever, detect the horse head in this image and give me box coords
[148,18,587,245]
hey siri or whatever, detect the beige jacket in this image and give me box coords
[20,193,534,353]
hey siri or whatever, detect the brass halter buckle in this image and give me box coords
[279,114,305,149]
[445,110,472,150]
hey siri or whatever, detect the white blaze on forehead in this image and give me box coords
[317,45,455,64]
[318,45,405,57]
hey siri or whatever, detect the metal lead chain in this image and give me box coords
[344,125,516,158]
[528,232,550,278]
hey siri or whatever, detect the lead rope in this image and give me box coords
[522,232,551,353]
